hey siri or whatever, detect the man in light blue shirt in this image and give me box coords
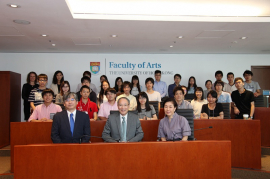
[214,80,232,103]
[153,70,167,98]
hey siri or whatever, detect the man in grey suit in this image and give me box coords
[102,97,144,142]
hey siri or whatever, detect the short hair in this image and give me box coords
[137,92,151,112]
[227,72,234,78]
[163,98,177,109]
[52,70,64,84]
[83,71,91,78]
[80,85,90,92]
[155,70,161,75]
[145,77,154,85]
[214,80,224,88]
[194,87,204,100]
[117,97,130,105]
[26,71,37,83]
[215,70,223,77]
[205,80,212,86]
[63,92,78,101]
[122,81,131,89]
[105,88,117,95]
[174,74,181,79]
[234,77,244,83]
[243,70,253,77]
[181,85,187,89]
[42,89,54,97]
[81,76,91,83]
[60,81,70,95]
[207,90,218,103]
[173,86,184,96]
[38,74,48,80]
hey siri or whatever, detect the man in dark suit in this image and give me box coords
[102,97,144,142]
[51,92,90,143]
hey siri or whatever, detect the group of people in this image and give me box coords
[21,69,260,143]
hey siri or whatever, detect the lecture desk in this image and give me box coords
[10,119,261,172]
[14,141,231,179]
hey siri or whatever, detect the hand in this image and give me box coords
[248,117,253,120]
[40,118,48,122]
[90,118,96,121]
[234,107,240,115]
[139,118,144,120]
[254,92,259,97]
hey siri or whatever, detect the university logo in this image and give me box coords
[90,62,100,74]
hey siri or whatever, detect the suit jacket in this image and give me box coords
[102,112,144,142]
[51,110,90,143]
[76,90,97,103]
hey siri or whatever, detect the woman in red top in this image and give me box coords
[76,85,98,121]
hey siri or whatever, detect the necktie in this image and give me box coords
[70,113,74,136]
[121,117,126,142]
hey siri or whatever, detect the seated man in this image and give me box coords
[231,77,255,119]
[173,87,192,109]
[76,85,98,121]
[116,81,137,110]
[98,88,118,121]
[168,74,181,98]
[102,97,144,142]
[243,70,261,97]
[214,80,232,103]
[76,76,97,103]
[51,92,90,143]
[28,74,50,111]
[28,89,62,122]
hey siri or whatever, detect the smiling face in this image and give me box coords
[138,95,147,105]
[205,81,212,90]
[62,84,69,93]
[207,94,217,104]
[195,91,202,99]
[118,98,130,115]
[64,96,78,111]
[102,82,109,91]
[43,93,53,104]
[164,101,176,118]
[106,91,116,102]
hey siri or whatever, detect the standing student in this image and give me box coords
[226,72,237,94]
[76,85,98,121]
[153,70,167,98]
[243,70,261,97]
[22,72,39,120]
[50,70,64,95]
[55,81,70,104]
[191,87,208,119]
[76,71,98,94]
[211,70,230,91]
[116,81,137,110]
[114,77,124,96]
[187,76,197,94]
[130,75,142,97]
[97,75,108,94]
[168,74,181,98]
[136,92,158,120]
[203,80,212,99]
[181,85,187,96]
[97,80,110,108]
[28,74,50,111]
[76,76,97,103]
[145,77,161,102]
[98,88,118,121]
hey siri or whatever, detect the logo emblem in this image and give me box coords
[90,62,100,74]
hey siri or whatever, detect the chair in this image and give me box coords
[110,110,138,115]
[220,103,231,119]
[176,109,194,141]
[149,101,160,119]
[254,95,266,107]
[185,93,194,101]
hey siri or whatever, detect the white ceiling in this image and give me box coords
[1,0,270,54]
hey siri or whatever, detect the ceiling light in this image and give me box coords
[177,36,183,39]
[170,45,173,48]
[241,37,247,39]
[13,20,30,25]
[41,34,48,37]
[7,4,20,8]
[111,35,117,37]
[52,44,56,46]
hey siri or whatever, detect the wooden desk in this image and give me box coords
[14,141,231,179]
[10,119,261,171]
[254,107,270,146]
[194,119,261,169]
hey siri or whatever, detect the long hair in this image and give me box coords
[26,71,37,84]
[131,75,141,93]
[60,81,70,96]
[52,70,64,84]
[114,77,123,92]
[137,92,151,112]
[187,76,197,92]
[99,80,110,103]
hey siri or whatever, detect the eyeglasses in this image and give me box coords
[39,80,47,82]
[65,98,76,102]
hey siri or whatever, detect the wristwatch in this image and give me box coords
[250,116,253,119]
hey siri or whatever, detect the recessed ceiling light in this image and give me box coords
[170,45,173,48]
[111,35,117,38]
[241,37,247,39]
[7,4,20,8]
[52,44,56,46]
[177,36,183,39]
[41,34,48,37]
[13,20,30,25]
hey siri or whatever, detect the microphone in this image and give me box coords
[194,126,213,131]
[79,135,103,144]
